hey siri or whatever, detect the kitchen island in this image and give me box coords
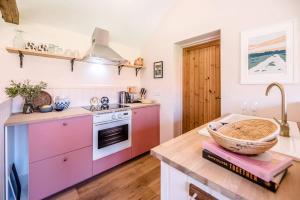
[151,117,300,200]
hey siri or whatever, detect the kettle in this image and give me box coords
[119,91,131,104]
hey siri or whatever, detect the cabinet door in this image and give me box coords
[132,106,160,157]
[29,147,92,200]
[29,115,92,163]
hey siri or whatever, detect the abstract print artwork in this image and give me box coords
[241,21,295,84]
[248,31,286,75]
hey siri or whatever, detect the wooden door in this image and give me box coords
[182,40,221,133]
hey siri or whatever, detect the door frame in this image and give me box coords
[174,30,221,136]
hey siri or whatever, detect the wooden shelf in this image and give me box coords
[121,64,144,69]
[6,47,82,71]
[6,47,82,61]
[6,47,145,75]
[118,64,144,76]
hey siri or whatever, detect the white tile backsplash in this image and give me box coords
[11,86,131,113]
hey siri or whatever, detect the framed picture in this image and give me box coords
[241,20,296,84]
[154,61,163,78]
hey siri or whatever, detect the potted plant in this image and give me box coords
[5,80,47,114]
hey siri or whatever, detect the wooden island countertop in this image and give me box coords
[151,120,300,200]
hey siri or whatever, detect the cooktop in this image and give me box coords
[82,104,130,112]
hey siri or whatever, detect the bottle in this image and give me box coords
[13,29,25,49]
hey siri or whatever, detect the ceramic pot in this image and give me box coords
[54,96,71,111]
[23,102,34,114]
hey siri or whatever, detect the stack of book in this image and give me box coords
[202,141,293,192]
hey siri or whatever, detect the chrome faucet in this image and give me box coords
[265,82,289,137]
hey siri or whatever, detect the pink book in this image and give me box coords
[202,140,293,182]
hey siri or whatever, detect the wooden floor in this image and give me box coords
[48,154,160,200]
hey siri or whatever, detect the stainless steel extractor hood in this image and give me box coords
[83,28,126,65]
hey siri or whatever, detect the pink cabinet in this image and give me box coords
[29,147,92,200]
[28,115,93,199]
[29,116,92,163]
[132,105,160,157]
[93,147,132,175]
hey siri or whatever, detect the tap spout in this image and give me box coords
[265,82,289,137]
[265,82,287,123]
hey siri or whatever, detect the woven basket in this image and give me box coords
[207,119,279,155]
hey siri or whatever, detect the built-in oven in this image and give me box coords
[92,110,132,160]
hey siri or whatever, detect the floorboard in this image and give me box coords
[48,153,160,200]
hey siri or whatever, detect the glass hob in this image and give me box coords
[82,104,130,112]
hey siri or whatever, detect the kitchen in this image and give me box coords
[1,0,300,200]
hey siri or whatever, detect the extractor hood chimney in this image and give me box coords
[83,28,126,65]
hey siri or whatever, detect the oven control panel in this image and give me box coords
[93,110,132,124]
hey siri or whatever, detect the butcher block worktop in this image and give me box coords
[5,103,160,126]
[151,117,300,200]
[5,107,93,126]
[123,102,160,109]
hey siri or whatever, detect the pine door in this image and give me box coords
[182,40,221,133]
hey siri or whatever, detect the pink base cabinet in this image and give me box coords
[93,147,132,175]
[27,106,160,199]
[132,105,160,157]
[28,116,92,163]
[28,116,93,200]
[29,147,92,200]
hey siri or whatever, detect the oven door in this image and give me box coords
[93,119,131,160]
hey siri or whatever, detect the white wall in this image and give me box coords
[141,0,300,142]
[0,21,141,108]
[0,99,12,199]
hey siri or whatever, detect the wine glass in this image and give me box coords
[250,101,259,116]
[241,101,248,115]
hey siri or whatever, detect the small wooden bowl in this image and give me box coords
[207,123,278,155]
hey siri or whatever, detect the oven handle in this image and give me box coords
[93,120,131,127]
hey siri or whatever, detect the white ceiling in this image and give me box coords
[17,0,176,47]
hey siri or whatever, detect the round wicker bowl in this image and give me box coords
[207,121,278,155]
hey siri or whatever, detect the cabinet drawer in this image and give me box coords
[93,147,132,175]
[29,147,92,200]
[29,116,92,163]
[189,183,217,200]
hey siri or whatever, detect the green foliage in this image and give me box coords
[5,80,47,103]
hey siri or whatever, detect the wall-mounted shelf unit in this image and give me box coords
[118,64,144,76]
[6,47,82,72]
[6,47,145,76]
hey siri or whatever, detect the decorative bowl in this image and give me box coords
[207,119,279,155]
[39,105,53,113]
[54,100,70,111]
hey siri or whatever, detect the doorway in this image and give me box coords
[182,40,221,133]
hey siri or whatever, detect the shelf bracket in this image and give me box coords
[118,65,123,75]
[70,58,75,72]
[135,67,142,76]
[18,51,24,68]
